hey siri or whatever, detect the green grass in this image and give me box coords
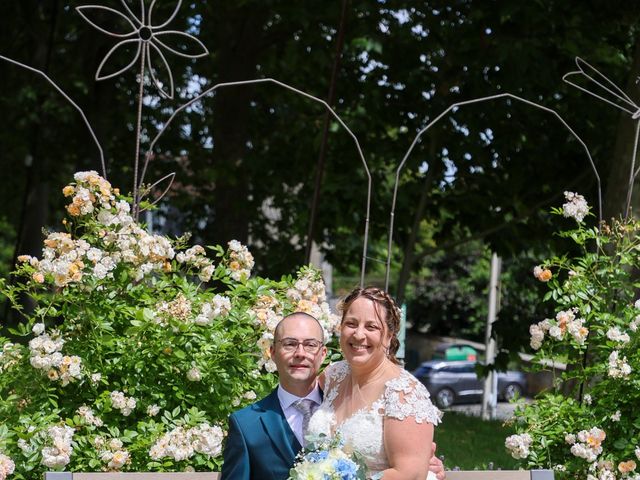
[434,412,520,470]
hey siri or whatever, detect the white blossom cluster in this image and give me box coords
[18,171,177,287]
[28,331,83,385]
[0,342,22,373]
[186,367,202,382]
[562,191,589,223]
[95,437,130,470]
[195,294,232,326]
[147,404,161,416]
[147,403,160,417]
[148,423,224,462]
[607,326,631,344]
[41,425,74,469]
[232,390,257,407]
[0,453,15,480]
[505,433,533,459]
[155,293,193,325]
[110,391,137,416]
[285,269,340,339]
[608,351,632,378]
[256,331,277,373]
[529,309,588,350]
[20,233,92,287]
[226,240,254,282]
[64,171,114,216]
[250,294,283,331]
[585,458,638,480]
[566,427,606,463]
[176,244,216,282]
[76,405,103,427]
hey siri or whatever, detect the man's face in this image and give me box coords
[270,315,327,395]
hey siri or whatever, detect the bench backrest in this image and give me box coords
[44,474,220,479]
[447,470,554,480]
[45,470,554,479]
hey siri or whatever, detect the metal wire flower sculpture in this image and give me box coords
[76,0,209,217]
[563,57,640,218]
[77,0,208,99]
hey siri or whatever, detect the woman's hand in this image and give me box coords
[429,442,446,480]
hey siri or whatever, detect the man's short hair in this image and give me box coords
[273,312,325,343]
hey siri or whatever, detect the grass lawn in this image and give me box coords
[434,411,520,470]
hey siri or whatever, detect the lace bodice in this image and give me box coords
[307,361,442,476]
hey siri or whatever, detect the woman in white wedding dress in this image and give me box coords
[308,286,442,480]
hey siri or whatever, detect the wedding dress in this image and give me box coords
[307,360,442,479]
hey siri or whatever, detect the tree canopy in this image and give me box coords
[2,0,640,348]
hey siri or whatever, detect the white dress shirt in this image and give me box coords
[277,383,322,446]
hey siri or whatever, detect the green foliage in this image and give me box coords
[435,412,518,470]
[507,198,640,479]
[0,172,339,477]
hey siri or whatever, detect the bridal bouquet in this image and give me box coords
[288,434,368,480]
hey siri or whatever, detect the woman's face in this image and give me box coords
[340,296,391,368]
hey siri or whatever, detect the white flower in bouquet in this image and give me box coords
[0,453,15,480]
[289,433,367,480]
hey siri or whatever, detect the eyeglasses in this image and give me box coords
[277,338,323,353]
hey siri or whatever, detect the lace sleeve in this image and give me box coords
[322,361,349,403]
[384,371,442,425]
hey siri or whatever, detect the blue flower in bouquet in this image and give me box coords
[288,434,367,480]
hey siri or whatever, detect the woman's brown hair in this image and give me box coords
[338,286,401,365]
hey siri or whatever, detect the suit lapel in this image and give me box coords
[257,389,301,463]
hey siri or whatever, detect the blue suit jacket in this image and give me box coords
[221,388,302,480]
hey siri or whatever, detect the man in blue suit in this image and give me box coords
[221,312,326,480]
[221,312,446,480]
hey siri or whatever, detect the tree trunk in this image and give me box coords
[206,3,270,246]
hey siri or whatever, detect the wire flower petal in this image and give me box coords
[563,57,639,117]
[149,0,182,30]
[146,42,175,99]
[95,39,142,81]
[119,0,144,27]
[75,5,137,38]
[153,31,209,59]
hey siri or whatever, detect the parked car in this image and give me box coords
[412,360,527,408]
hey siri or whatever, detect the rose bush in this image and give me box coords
[507,192,640,479]
[0,171,339,479]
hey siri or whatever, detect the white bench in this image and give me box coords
[45,470,554,479]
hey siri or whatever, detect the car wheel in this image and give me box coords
[435,388,455,408]
[503,383,523,401]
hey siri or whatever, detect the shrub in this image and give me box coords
[508,192,640,479]
[0,171,339,478]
